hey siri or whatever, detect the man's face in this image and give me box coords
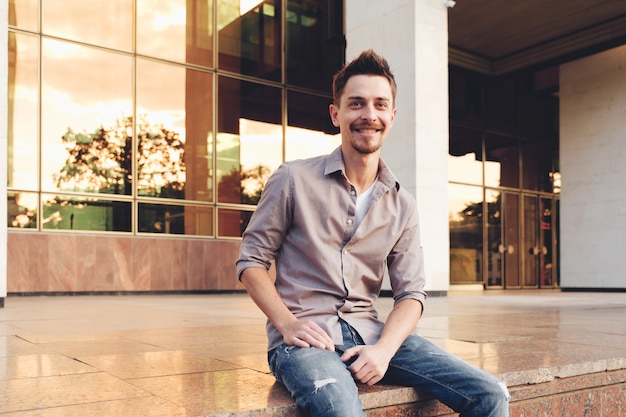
[329,74,396,155]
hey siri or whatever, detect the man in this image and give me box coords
[236,50,510,417]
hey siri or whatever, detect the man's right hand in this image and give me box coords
[280,319,335,351]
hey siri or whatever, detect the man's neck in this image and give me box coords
[342,148,380,194]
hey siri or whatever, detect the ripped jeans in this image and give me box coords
[268,319,510,417]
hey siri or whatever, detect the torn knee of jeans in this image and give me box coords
[313,378,337,394]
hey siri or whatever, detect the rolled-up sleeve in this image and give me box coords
[386,198,428,306]
[236,163,292,280]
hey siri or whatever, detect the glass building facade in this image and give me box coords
[448,66,560,289]
[8,0,344,238]
[6,0,563,293]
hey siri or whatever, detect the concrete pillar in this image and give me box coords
[560,45,626,290]
[345,0,451,294]
[1,1,8,306]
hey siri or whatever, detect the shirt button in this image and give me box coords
[343,249,348,255]
[347,219,353,225]
[351,190,356,196]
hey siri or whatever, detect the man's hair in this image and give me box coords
[332,49,397,106]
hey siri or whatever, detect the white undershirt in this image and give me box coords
[354,177,378,233]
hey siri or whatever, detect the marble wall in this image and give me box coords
[560,45,626,289]
[7,232,245,293]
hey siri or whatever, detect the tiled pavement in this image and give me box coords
[1,290,625,416]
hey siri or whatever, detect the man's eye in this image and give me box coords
[349,102,362,107]
[377,102,388,108]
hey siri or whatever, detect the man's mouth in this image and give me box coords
[352,124,383,134]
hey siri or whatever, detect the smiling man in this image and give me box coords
[236,50,510,417]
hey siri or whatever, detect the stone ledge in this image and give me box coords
[207,365,626,417]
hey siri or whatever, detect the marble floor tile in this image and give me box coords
[0,372,147,413]
[130,368,290,416]
[37,337,168,357]
[0,396,188,417]
[0,353,96,380]
[76,350,241,379]
[0,335,44,357]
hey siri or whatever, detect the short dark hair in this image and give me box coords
[332,49,397,106]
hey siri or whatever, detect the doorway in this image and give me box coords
[486,192,558,289]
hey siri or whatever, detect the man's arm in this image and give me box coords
[341,298,422,385]
[240,267,335,351]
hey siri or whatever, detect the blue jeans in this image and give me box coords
[268,319,510,417]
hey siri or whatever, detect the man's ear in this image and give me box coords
[329,103,339,127]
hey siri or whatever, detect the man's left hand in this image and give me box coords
[341,344,393,385]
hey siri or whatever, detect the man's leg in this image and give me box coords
[268,344,365,417]
[384,334,510,417]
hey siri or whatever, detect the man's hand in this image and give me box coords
[341,344,393,385]
[281,319,335,351]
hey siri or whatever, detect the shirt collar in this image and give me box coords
[323,146,401,191]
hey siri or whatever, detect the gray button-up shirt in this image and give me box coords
[236,146,427,351]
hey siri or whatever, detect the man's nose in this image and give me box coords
[361,103,377,121]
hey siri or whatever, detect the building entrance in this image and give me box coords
[486,192,557,289]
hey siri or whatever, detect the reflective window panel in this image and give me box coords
[448,126,482,185]
[137,59,213,201]
[41,195,132,232]
[138,203,213,236]
[218,208,253,238]
[449,67,483,129]
[7,191,38,229]
[485,133,520,188]
[218,0,281,81]
[8,32,39,190]
[42,0,132,51]
[41,39,133,195]
[521,141,559,192]
[137,0,213,68]
[484,78,518,136]
[286,0,344,91]
[449,183,483,285]
[9,0,38,31]
[217,76,282,204]
[286,90,339,161]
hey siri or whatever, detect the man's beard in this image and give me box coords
[350,122,384,155]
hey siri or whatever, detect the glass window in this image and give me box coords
[286,0,344,91]
[485,133,519,188]
[218,208,253,237]
[484,78,518,136]
[42,0,132,51]
[520,94,558,141]
[137,0,213,68]
[448,126,482,185]
[286,90,339,160]
[41,194,131,232]
[137,59,213,201]
[218,0,281,81]
[7,191,38,229]
[521,141,559,192]
[41,39,133,195]
[9,0,38,31]
[138,203,213,236]
[8,32,39,190]
[449,183,483,285]
[449,66,483,129]
[217,76,282,204]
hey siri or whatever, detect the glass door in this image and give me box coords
[523,195,539,287]
[486,190,520,288]
[522,195,556,288]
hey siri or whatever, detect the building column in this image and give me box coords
[560,45,626,290]
[1,1,8,306]
[345,0,451,294]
